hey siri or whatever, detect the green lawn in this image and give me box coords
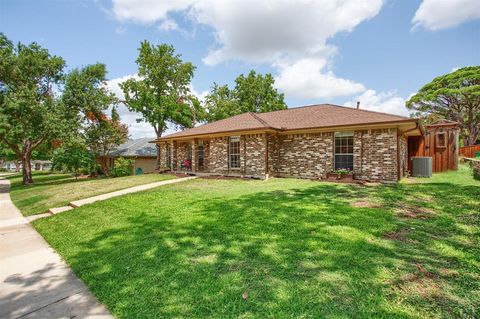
[8,172,174,216]
[33,165,479,318]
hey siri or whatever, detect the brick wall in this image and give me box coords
[274,132,334,179]
[244,134,266,176]
[157,128,401,181]
[209,137,229,173]
[353,128,398,181]
[399,134,407,179]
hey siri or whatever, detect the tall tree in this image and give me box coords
[0,34,65,184]
[120,41,199,138]
[120,41,202,167]
[85,108,128,175]
[235,70,287,113]
[407,66,480,146]
[205,70,287,122]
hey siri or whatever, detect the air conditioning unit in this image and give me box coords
[411,157,432,177]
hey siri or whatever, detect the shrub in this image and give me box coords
[473,166,480,181]
[111,157,134,177]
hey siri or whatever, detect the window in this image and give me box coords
[165,145,171,168]
[229,136,241,168]
[436,132,446,148]
[334,131,354,171]
[197,140,204,168]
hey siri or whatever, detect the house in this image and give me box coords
[33,160,52,171]
[101,138,158,174]
[1,160,52,171]
[153,104,426,182]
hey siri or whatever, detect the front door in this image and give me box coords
[407,136,421,172]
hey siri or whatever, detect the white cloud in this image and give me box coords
[158,19,179,31]
[111,0,384,99]
[274,58,365,99]
[412,0,480,31]
[344,89,411,117]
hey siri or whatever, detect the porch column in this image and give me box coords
[171,141,176,171]
[191,139,196,173]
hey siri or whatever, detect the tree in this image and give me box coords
[52,141,94,179]
[407,66,480,146]
[205,70,287,122]
[120,41,199,138]
[120,41,202,167]
[204,83,238,122]
[85,108,128,175]
[0,33,65,184]
[62,63,118,133]
[235,70,287,113]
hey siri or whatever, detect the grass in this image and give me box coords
[8,171,174,216]
[33,165,479,318]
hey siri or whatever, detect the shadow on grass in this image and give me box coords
[37,181,480,319]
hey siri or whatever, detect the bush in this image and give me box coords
[110,157,134,177]
[473,167,480,181]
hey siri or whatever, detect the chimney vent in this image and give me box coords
[356,101,360,109]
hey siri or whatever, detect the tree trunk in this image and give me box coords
[99,157,110,176]
[155,129,162,170]
[21,153,33,185]
[15,161,21,172]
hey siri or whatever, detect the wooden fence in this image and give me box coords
[459,145,480,158]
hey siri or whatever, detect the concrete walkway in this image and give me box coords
[69,176,196,208]
[24,176,197,222]
[0,178,114,319]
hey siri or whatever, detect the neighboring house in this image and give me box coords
[154,104,426,182]
[102,138,158,174]
[1,160,52,171]
[33,160,52,171]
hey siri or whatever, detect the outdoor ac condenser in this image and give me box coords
[411,157,432,177]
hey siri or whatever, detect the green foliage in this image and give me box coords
[62,63,118,133]
[85,108,129,175]
[407,66,480,146]
[0,33,65,184]
[204,83,239,122]
[0,33,119,185]
[110,157,134,177]
[120,41,200,137]
[205,70,287,122]
[52,142,96,178]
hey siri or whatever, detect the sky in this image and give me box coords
[1,0,479,138]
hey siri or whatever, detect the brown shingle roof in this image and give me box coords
[159,104,414,140]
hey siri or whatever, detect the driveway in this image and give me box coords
[0,178,113,318]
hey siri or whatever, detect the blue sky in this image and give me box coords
[1,0,479,138]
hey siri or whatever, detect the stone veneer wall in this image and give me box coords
[274,132,334,179]
[353,128,398,181]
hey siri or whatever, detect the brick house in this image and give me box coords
[154,104,423,182]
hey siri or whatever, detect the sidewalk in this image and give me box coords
[0,178,114,318]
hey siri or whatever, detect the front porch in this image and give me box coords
[157,134,269,180]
